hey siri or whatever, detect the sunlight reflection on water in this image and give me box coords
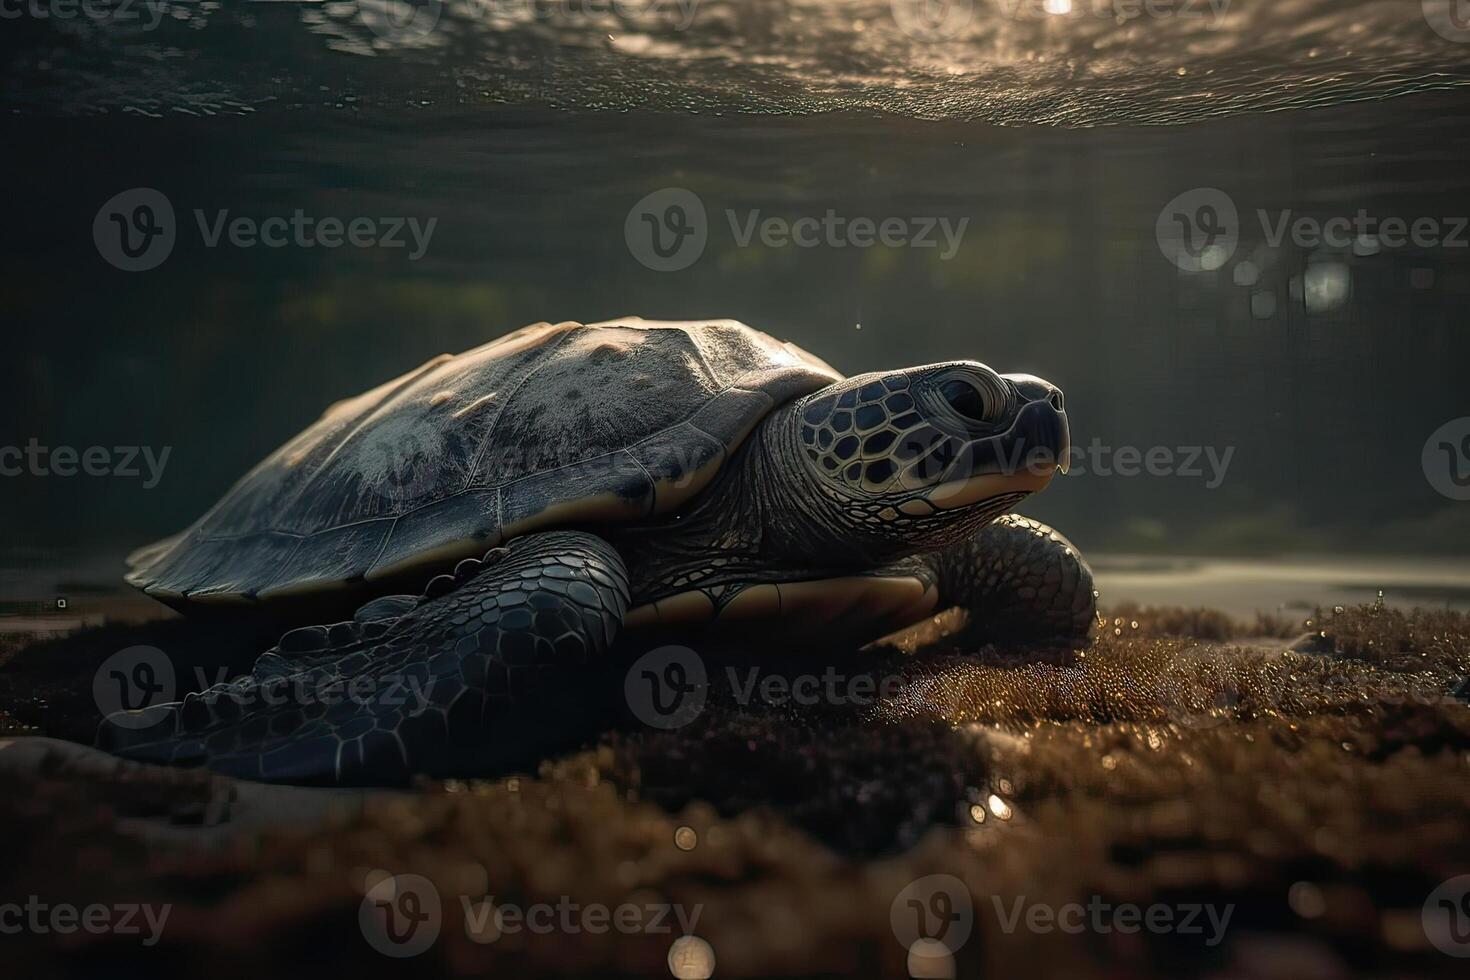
[11,0,1470,122]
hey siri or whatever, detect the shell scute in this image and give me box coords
[127,318,840,607]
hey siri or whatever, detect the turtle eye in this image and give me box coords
[940,379,995,423]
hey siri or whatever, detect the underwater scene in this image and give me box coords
[3,1,1470,977]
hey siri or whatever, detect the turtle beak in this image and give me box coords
[920,389,1069,511]
[1002,374,1070,475]
[1005,398,1068,479]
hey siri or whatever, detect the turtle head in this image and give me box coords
[788,361,1070,555]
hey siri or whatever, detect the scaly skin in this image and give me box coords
[928,514,1097,644]
[98,532,629,784]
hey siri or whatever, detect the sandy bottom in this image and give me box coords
[0,595,1467,977]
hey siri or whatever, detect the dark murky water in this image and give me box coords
[3,0,1469,614]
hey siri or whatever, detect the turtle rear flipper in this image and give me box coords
[98,532,629,785]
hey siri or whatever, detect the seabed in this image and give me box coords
[1,592,1467,977]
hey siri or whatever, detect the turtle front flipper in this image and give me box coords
[97,532,629,785]
[927,514,1097,645]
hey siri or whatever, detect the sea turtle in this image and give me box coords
[100,318,1095,783]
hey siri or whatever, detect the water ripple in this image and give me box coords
[5,0,1470,123]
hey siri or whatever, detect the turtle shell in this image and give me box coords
[127,318,841,607]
